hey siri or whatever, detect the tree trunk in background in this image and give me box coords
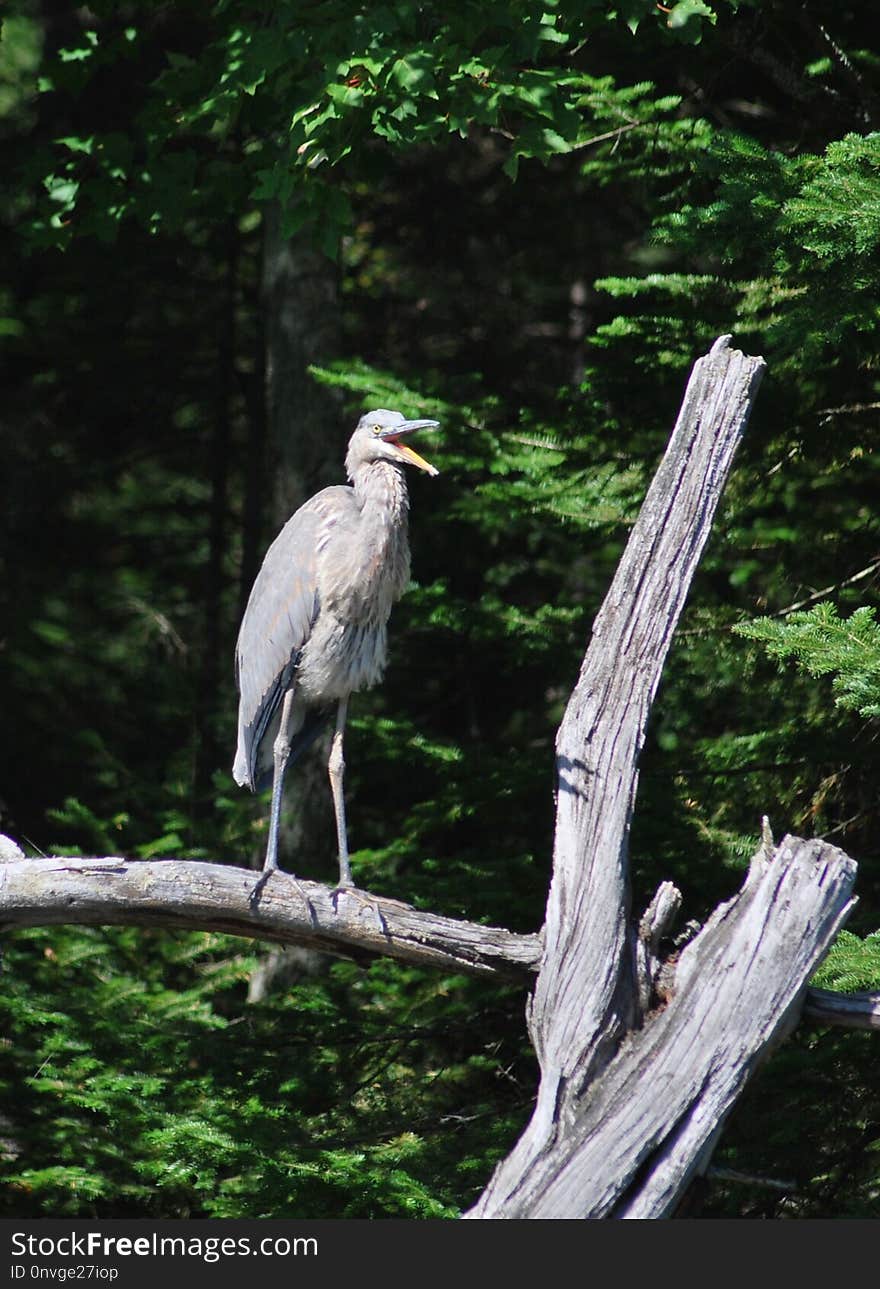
[237,291,268,627]
[194,222,238,810]
[254,207,346,873]
[262,204,346,520]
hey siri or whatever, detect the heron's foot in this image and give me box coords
[249,865,316,925]
[248,864,276,910]
[330,882,387,933]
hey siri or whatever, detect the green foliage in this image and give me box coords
[590,128,880,380]
[0,925,531,1217]
[0,13,41,124]
[3,0,880,1221]
[812,930,880,993]
[18,0,728,252]
[736,604,880,719]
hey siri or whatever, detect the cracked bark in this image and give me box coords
[465,337,858,1217]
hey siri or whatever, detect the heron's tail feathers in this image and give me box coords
[232,745,254,790]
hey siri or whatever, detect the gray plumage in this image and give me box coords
[234,408,439,887]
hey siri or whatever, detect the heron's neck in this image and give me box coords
[353,460,410,535]
[347,461,411,609]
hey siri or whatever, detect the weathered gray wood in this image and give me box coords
[0,835,25,863]
[804,986,880,1030]
[533,339,766,1084]
[636,880,682,1016]
[2,848,869,1030]
[0,857,540,981]
[469,338,771,1212]
[497,835,854,1218]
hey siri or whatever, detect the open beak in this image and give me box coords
[380,418,440,476]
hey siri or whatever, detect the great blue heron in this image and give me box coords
[233,408,439,889]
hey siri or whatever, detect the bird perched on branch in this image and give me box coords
[233,409,440,890]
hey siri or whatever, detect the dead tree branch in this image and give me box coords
[466,337,858,1217]
[0,847,865,1032]
[471,834,856,1217]
[0,856,540,981]
[803,987,880,1031]
[537,334,766,1112]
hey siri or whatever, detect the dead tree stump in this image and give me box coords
[466,337,858,1217]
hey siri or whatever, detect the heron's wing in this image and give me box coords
[233,489,352,788]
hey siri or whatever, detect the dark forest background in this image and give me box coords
[2,0,880,1217]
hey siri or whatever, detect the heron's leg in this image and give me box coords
[263,687,297,874]
[328,696,352,887]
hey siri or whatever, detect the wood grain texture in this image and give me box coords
[464,339,863,1218]
[533,336,768,1091]
[0,856,540,981]
[468,339,773,1214]
[472,835,855,1218]
[804,986,880,1030]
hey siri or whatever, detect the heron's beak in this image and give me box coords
[381,419,440,476]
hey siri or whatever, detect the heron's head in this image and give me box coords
[346,409,440,480]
